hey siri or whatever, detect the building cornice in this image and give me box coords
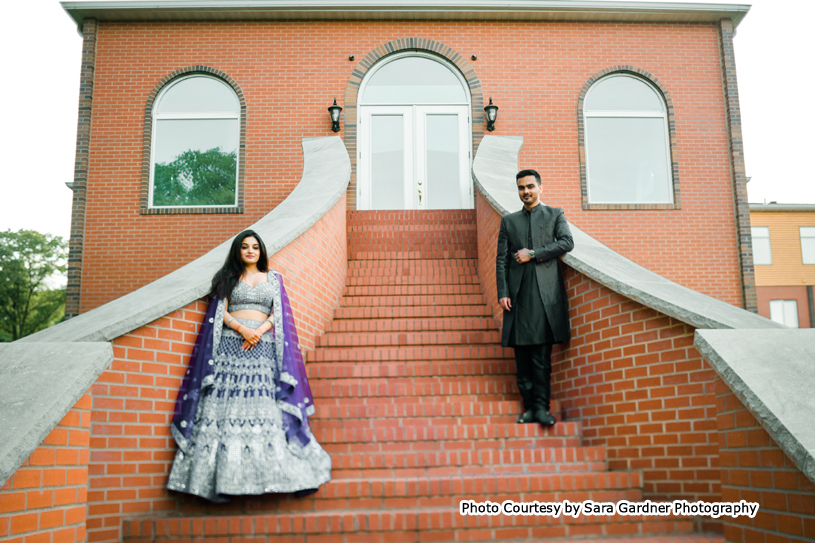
[61,0,751,29]
[750,203,815,212]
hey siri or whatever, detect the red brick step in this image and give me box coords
[339,294,484,307]
[346,274,481,286]
[349,249,477,260]
[328,316,496,332]
[310,421,582,447]
[312,399,559,420]
[307,359,515,379]
[309,373,517,396]
[318,330,502,347]
[333,305,491,320]
[308,345,512,362]
[343,283,483,296]
[326,445,607,477]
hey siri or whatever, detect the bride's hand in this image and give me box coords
[238,325,261,349]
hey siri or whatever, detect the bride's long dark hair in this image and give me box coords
[210,230,269,301]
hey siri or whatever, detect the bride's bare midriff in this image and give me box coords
[230,309,270,323]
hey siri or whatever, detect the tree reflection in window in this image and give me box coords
[153,148,237,206]
[150,76,240,208]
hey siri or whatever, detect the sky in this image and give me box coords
[1,0,813,242]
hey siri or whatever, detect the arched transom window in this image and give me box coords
[584,74,673,204]
[357,53,472,210]
[149,75,241,208]
[361,55,469,105]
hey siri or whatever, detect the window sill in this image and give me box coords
[140,206,244,215]
[582,202,681,211]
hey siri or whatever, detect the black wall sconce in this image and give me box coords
[484,97,498,132]
[328,98,342,132]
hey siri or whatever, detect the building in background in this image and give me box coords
[750,203,815,327]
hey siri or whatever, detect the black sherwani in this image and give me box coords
[496,204,574,345]
[496,203,574,412]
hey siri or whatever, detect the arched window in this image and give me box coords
[149,75,241,209]
[357,53,472,210]
[583,74,673,204]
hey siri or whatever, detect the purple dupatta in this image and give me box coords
[171,272,317,460]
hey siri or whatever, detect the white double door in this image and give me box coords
[358,105,472,210]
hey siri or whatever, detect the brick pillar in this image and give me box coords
[719,18,758,313]
[65,18,97,318]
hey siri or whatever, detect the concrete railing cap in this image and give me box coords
[695,329,815,485]
[0,343,114,485]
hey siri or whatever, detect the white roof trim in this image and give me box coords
[61,1,751,28]
[750,203,815,212]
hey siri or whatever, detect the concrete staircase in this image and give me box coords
[124,210,721,542]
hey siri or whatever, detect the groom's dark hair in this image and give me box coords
[516,169,541,185]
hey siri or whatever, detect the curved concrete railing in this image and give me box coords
[0,342,112,485]
[22,137,351,344]
[695,329,815,485]
[472,134,780,331]
[1,136,351,485]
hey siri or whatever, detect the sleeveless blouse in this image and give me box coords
[229,278,274,313]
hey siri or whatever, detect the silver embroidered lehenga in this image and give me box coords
[167,272,331,502]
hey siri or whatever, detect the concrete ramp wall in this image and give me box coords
[0,136,351,542]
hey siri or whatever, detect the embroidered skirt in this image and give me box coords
[167,318,331,502]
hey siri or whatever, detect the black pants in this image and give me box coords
[513,344,553,412]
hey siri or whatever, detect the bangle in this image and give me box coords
[226,317,235,328]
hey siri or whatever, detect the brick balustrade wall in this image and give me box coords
[81,195,346,543]
[0,395,92,543]
[476,191,502,326]
[715,377,815,543]
[553,269,722,530]
[80,20,743,312]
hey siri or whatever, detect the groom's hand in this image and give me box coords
[514,249,532,264]
[499,297,512,311]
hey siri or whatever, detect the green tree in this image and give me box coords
[0,230,67,342]
[153,147,237,207]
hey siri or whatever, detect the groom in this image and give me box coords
[496,169,574,427]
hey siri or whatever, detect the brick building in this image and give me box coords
[4,3,815,543]
[749,203,815,328]
[61,0,756,317]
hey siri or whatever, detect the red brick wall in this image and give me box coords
[0,395,92,543]
[552,270,721,518]
[715,377,815,543]
[476,191,502,326]
[81,195,346,542]
[81,19,741,312]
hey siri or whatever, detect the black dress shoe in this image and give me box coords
[535,409,557,427]
[517,410,536,424]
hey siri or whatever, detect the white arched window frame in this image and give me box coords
[583,74,674,205]
[148,74,241,209]
[356,51,473,210]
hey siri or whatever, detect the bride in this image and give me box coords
[167,229,331,502]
